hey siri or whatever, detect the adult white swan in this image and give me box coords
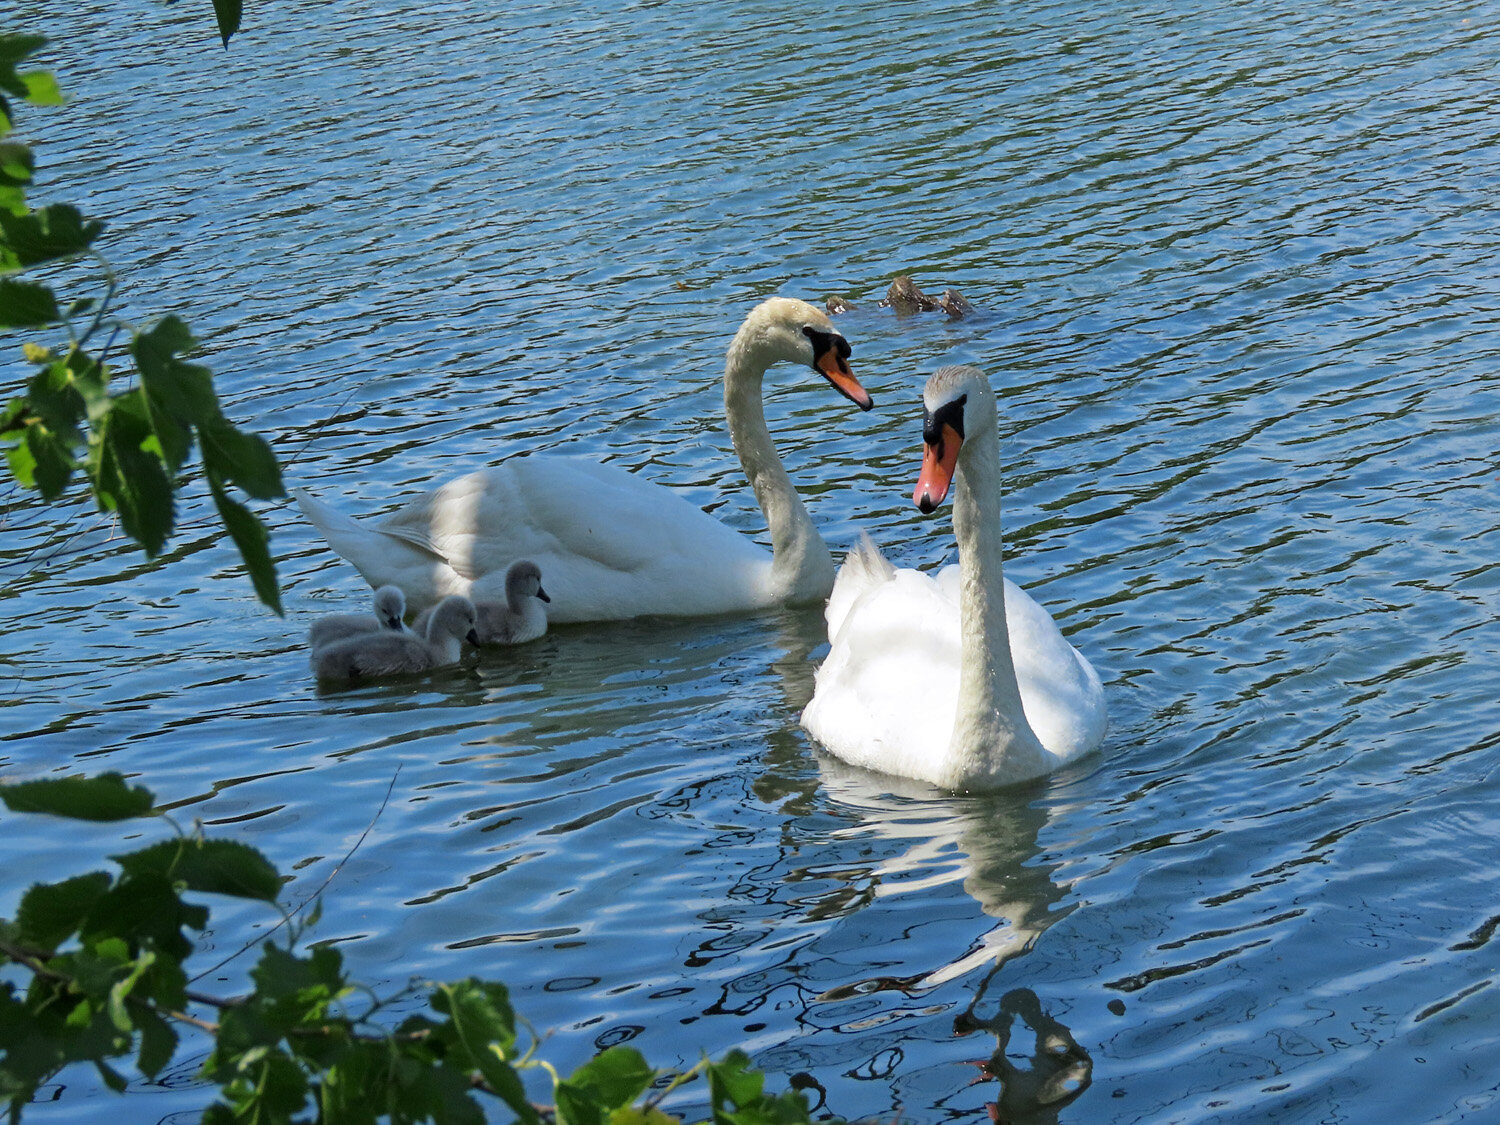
[801,365,1106,791]
[294,298,872,623]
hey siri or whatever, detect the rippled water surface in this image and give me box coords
[6,1,1500,1121]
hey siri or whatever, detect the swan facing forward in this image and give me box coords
[801,365,1106,791]
[414,559,550,645]
[294,297,873,624]
[307,585,408,651]
[314,595,478,681]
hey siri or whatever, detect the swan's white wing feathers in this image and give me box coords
[996,580,1108,761]
[306,455,775,623]
[804,565,963,786]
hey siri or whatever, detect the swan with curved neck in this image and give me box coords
[294,298,872,623]
[801,365,1105,791]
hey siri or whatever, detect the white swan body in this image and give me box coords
[313,595,477,681]
[414,559,550,645]
[294,298,872,623]
[307,585,408,651]
[801,366,1106,791]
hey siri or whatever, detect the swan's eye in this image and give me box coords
[802,327,851,368]
[922,394,967,445]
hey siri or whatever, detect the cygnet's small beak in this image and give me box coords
[537,585,551,604]
[465,628,480,646]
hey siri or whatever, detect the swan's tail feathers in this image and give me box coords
[849,531,897,581]
[292,488,375,555]
[292,488,448,598]
[825,532,897,639]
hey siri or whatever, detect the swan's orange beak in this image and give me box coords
[815,346,874,411]
[914,424,962,513]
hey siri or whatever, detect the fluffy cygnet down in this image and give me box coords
[313,595,477,681]
[414,559,550,645]
[307,585,408,651]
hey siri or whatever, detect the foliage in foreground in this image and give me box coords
[0,34,284,612]
[0,773,825,1125]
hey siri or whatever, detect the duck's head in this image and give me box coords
[737,297,873,411]
[914,365,993,513]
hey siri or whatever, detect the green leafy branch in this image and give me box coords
[0,34,283,613]
[0,773,828,1125]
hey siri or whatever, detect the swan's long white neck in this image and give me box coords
[724,329,834,603]
[946,425,1051,788]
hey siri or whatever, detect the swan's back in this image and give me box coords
[368,456,776,622]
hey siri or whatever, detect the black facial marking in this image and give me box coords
[922,393,967,445]
[802,326,852,370]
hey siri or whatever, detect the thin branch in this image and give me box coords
[190,764,403,984]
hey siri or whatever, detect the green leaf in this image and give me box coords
[707,1050,764,1110]
[111,838,282,903]
[131,314,199,378]
[134,317,220,429]
[432,980,537,1125]
[106,949,156,1031]
[208,474,284,615]
[83,871,206,965]
[562,1047,655,1114]
[213,0,244,47]
[0,277,59,327]
[8,420,76,498]
[91,390,176,555]
[14,871,112,950]
[136,1009,178,1079]
[556,1085,604,1125]
[247,941,346,1015]
[0,37,47,123]
[20,70,63,107]
[0,139,34,215]
[0,772,155,821]
[0,34,47,84]
[65,347,110,426]
[610,1108,678,1125]
[200,417,283,500]
[246,1049,311,1118]
[25,355,86,436]
[94,1058,127,1093]
[0,203,103,268]
[134,322,218,474]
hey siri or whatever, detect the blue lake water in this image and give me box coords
[4,1,1500,1121]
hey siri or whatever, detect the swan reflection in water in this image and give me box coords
[795,751,1092,1121]
[811,758,1071,991]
